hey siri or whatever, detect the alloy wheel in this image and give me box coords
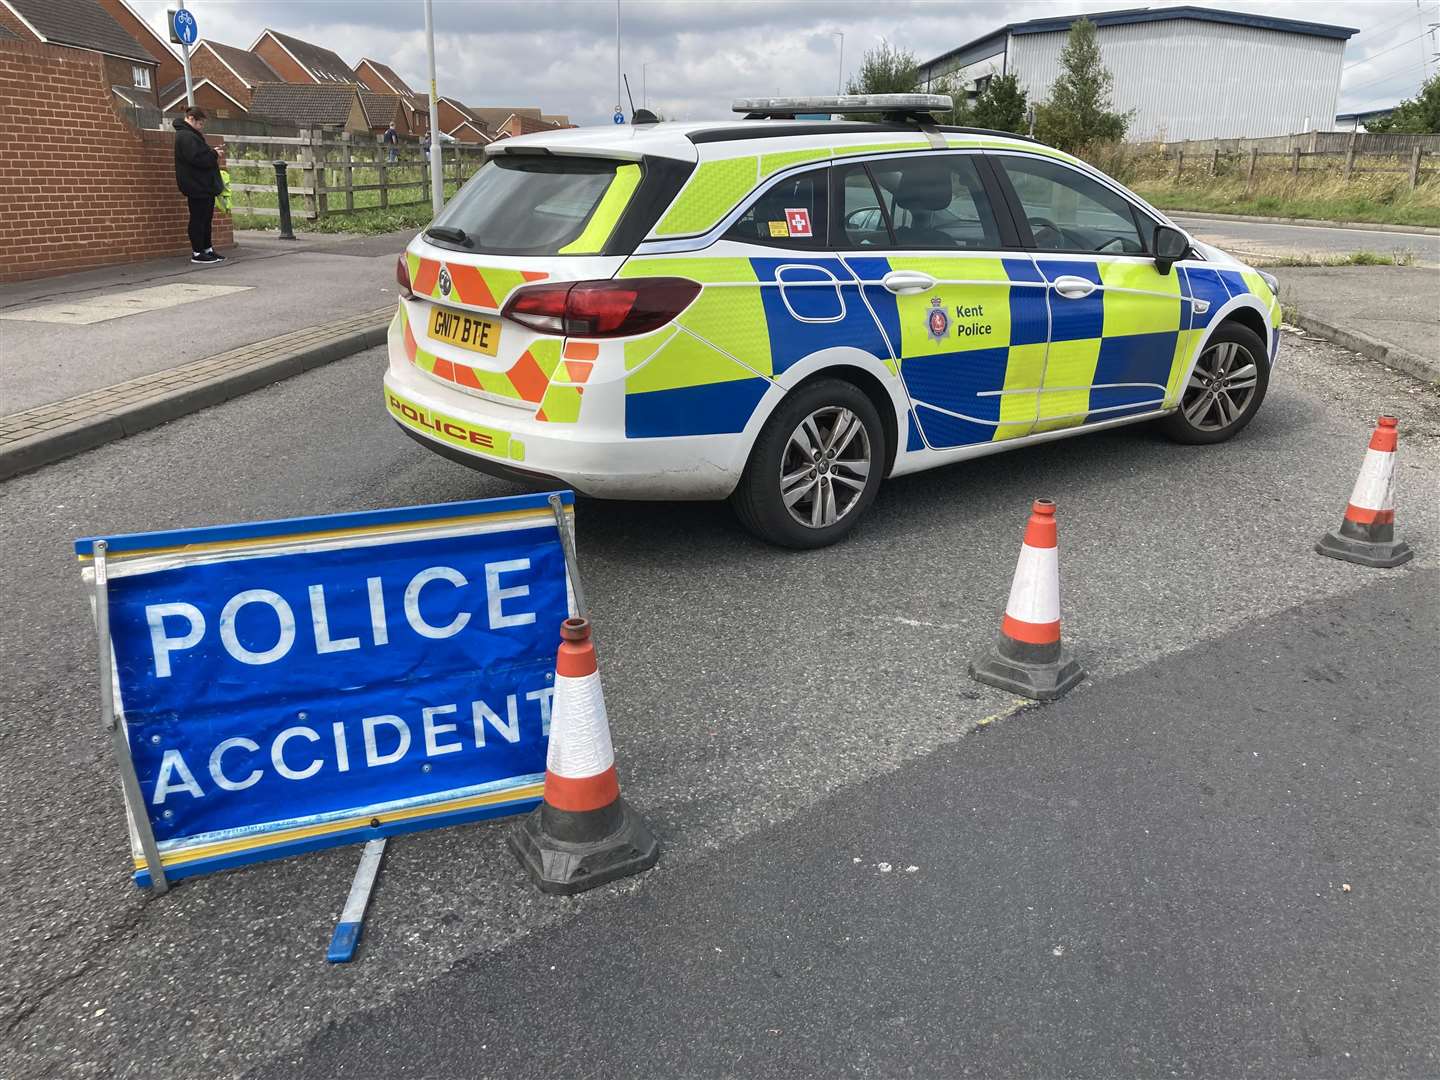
[779,406,872,529]
[1181,340,1259,432]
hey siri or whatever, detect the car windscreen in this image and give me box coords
[426,156,627,256]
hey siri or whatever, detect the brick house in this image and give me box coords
[446,119,492,144]
[186,39,281,112]
[355,57,427,134]
[359,89,411,136]
[435,96,484,140]
[495,112,562,138]
[248,82,368,132]
[250,29,357,84]
[94,0,180,89]
[157,75,249,119]
[1,0,159,107]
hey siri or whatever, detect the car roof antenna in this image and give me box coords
[624,74,655,125]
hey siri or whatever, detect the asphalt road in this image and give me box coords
[1171,215,1440,268]
[263,568,1440,1080]
[0,328,1436,1079]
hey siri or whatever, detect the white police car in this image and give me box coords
[387,95,1281,548]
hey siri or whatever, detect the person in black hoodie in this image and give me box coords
[173,107,225,265]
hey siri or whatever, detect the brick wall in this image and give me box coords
[0,39,232,284]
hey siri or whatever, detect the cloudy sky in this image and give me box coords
[133,0,1437,124]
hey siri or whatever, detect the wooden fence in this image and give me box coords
[219,131,490,221]
[1160,143,1435,191]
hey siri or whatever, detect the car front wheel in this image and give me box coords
[1160,321,1270,444]
[731,378,885,549]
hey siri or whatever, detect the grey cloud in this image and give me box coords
[138,1,1435,124]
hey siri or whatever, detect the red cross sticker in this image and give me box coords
[784,207,812,237]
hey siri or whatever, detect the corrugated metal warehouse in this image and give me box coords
[917,5,1358,142]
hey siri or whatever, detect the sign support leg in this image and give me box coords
[327,838,386,963]
[549,493,587,620]
[93,541,169,895]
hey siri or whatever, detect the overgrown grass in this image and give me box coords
[1249,250,1416,267]
[1081,144,1440,227]
[229,181,462,236]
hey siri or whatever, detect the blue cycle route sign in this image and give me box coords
[613,110,625,125]
[172,8,197,45]
[77,491,575,886]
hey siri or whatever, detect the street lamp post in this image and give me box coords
[642,60,653,109]
[423,0,443,214]
[830,31,844,94]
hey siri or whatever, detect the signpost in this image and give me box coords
[168,8,197,108]
[77,492,575,889]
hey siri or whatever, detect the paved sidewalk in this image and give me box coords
[0,229,413,415]
[1275,265,1440,383]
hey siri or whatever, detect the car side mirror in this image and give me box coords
[1153,225,1189,275]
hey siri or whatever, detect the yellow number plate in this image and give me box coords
[428,306,500,356]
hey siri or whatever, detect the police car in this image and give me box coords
[386,95,1281,548]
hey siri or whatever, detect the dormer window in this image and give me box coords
[132,65,151,89]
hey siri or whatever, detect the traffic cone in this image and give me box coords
[969,498,1085,701]
[509,616,659,895]
[1316,416,1414,568]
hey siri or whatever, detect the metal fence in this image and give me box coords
[219,130,490,221]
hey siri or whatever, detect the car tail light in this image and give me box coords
[395,255,414,300]
[502,278,700,338]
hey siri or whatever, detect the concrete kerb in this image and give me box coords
[1171,210,1440,237]
[0,309,391,481]
[1286,309,1440,386]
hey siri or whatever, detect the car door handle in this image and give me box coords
[1052,275,1097,300]
[881,270,936,295]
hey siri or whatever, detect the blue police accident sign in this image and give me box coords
[171,8,197,45]
[76,492,574,886]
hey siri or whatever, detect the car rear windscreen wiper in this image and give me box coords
[425,226,471,246]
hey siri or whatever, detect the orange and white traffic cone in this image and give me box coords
[509,616,659,895]
[1316,415,1414,568]
[969,498,1085,701]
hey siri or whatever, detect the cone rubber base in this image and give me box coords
[508,797,659,896]
[1315,529,1414,568]
[969,647,1085,702]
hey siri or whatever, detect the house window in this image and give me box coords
[132,65,151,89]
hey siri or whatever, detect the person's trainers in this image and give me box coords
[190,252,217,265]
[206,249,227,262]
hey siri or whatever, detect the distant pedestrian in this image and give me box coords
[173,106,225,265]
[383,122,399,162]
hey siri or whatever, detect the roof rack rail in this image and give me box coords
[732,94,952,122]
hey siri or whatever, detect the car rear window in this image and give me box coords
[426,157,637,256]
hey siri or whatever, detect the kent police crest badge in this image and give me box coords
[438,266,452,297]
[926,296,949,341]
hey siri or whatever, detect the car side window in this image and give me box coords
[863,154,1002,251]
[723,166,828,248]
[835,162,892,247]
[996,156,1146,255]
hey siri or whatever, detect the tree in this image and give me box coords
[846,39,918,96]
[1032,17,1132,151]
[970,71,1028,133]
[1364,72,1440,134]
[931,70,972,126]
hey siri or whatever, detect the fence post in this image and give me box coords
[1409,145,1423,190]
[378,149,389,209]
[1210,147,1220,176]
[1290,147,1300,177]
[1245,147,1258,194]
[273,159,296,241]
[342,140,355,212]
[314,131,329,219]
[1343,130,1356,180]
[299,131,317,220]
[1174,149,1184,180]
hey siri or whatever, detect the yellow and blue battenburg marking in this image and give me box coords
[609,250,1278,450]
[75,492,574,886]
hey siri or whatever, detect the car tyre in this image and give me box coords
[1160,320,1270,445]
[731,378,886,549]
